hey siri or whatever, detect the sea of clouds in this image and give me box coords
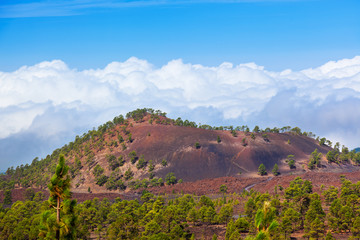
[1,56,359,170]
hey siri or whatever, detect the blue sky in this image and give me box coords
[1,0,359,71]
[0,0,360,171]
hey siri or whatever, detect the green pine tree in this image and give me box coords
[325,232,335,240]
[39,155,77,240]
[258,164,267,176]
[272,164,280,176]
[307,217,325,239]
[352,216,360,239]
[255,201,279,239]
[3,189,12,205]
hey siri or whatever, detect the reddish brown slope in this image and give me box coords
[108,120,330,181]
[65,116,334,193]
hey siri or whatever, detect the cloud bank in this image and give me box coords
[1,56,360,170]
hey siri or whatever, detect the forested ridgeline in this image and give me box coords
[2,175,360,239]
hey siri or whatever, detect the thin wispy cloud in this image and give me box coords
[0,0,309,18]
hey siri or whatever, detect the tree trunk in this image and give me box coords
[56,196,60,240]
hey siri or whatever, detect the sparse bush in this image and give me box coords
[286,155,296,169]
[219,184,228,194]
[129,151,138,164]
[231,130,237,137]
[118,155,125,166]
[158,178,164,186]
[118,135,124,143]
[136,155,147,169]
[250,133,256,140]
[93,164,104,177]
[242,138,247,146]
[106,177,126,191]
[107,154,121,170]
[288,159,295,169]
[148,160,155,172]
[96,174,108,186]
[262,134,269,142]
[165,172,177,185]
[75,157,82,169]
[121,143,127,150]
[124,168,134,181]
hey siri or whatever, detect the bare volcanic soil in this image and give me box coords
[67,115,335,193]
[127,122,332,181]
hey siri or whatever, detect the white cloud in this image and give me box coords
[301,56,360,80]
[1,55,360,170]
[0,102,47,138]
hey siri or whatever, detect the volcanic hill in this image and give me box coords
[1,108,353,195]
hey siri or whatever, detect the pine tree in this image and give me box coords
[186,207,198,225]
[258,164,267,176]
[308,148,322,169]
[39,155,77,239]
[352,216,360,239]
[308,217,325,239]
[325,232,335,240]
[272,164,279,176]
[255,201,279,239]
[3,189,12,205]
[280,216,292,239]
[225,219,236,240]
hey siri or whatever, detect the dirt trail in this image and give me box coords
[244,176,273,192]
[226,148,250,176]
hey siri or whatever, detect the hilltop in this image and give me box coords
[1,108,359,195]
